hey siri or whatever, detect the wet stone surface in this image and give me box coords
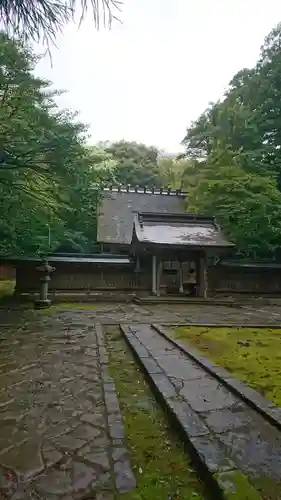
[1,302,281,498]
[124,323,281,499]
[41,302,281,326]
[0,312,135,499]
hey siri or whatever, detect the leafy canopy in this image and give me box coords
[104,140,162,188]
[180,23,281,259]
[0,32,114,256]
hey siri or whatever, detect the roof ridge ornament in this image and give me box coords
[102,185,187,196]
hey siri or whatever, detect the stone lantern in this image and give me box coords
[34,259,56,309]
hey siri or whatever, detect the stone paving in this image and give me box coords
[52,302,281,326]
[1,302,281,498]
[122,323,281,499]
[2,302,281,326]
[0,314,135,499]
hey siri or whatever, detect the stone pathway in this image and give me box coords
[0,317,135,499]
[2,302,281,326]
[53,302,281,326]
[122,324,281,499]
[1,302,281,498]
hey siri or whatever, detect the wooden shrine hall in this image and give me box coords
[7,186,281,299]
[131,212,233,297]
[98,186,234,297]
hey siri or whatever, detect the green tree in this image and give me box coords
[179,23,281,258]
[182,106,215,160]
[187,162,281,259]
[158,155,199,189]
[0,33,113,255]
[104,140,162,188]
[0,33,63,255]
[59,145,116,252]
[182,24,281,182]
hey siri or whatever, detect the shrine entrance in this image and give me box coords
[131,212,234,299]
[151,252,208,298]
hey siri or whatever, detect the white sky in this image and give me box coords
[35,0,281,153]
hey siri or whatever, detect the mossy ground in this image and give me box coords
[215,471,262,500]
[46,302,100,310]
[172,326,281,407]
[35,302,101,315]
[106,325,208,500]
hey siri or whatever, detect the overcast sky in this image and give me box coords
[35,0,281,153]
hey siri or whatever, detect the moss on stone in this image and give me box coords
[172,326,281,407]
[215,471,261,499]
[106,326,207,500]
[48,302,99,310]
[252,476,281,499]
[36,302,100,314]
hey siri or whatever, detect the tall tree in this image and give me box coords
[180,23,281,258]
[158,155,199,189]
[187,161,281,259]
[59,145,116,252]
[0,33,113,255]
[182,24,281,182]
[104,140,162,188]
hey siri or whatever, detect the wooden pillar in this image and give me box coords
[135,253,141,273]
[195,256,200,297]
[179,262,184,294]
[196,253,208,298]
[156,259,162,296]
[152,255,157,295]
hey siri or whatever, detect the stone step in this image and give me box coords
[134,295,281,306]
[153,324,281,430]
[134,296,237,305]
[120,323,281,500]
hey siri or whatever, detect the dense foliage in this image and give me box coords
[3,21,281,260]
[104,140,162,188]
[0,33,114,256]
[179,23,281,259]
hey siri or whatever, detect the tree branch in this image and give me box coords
[0,0,122,46]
